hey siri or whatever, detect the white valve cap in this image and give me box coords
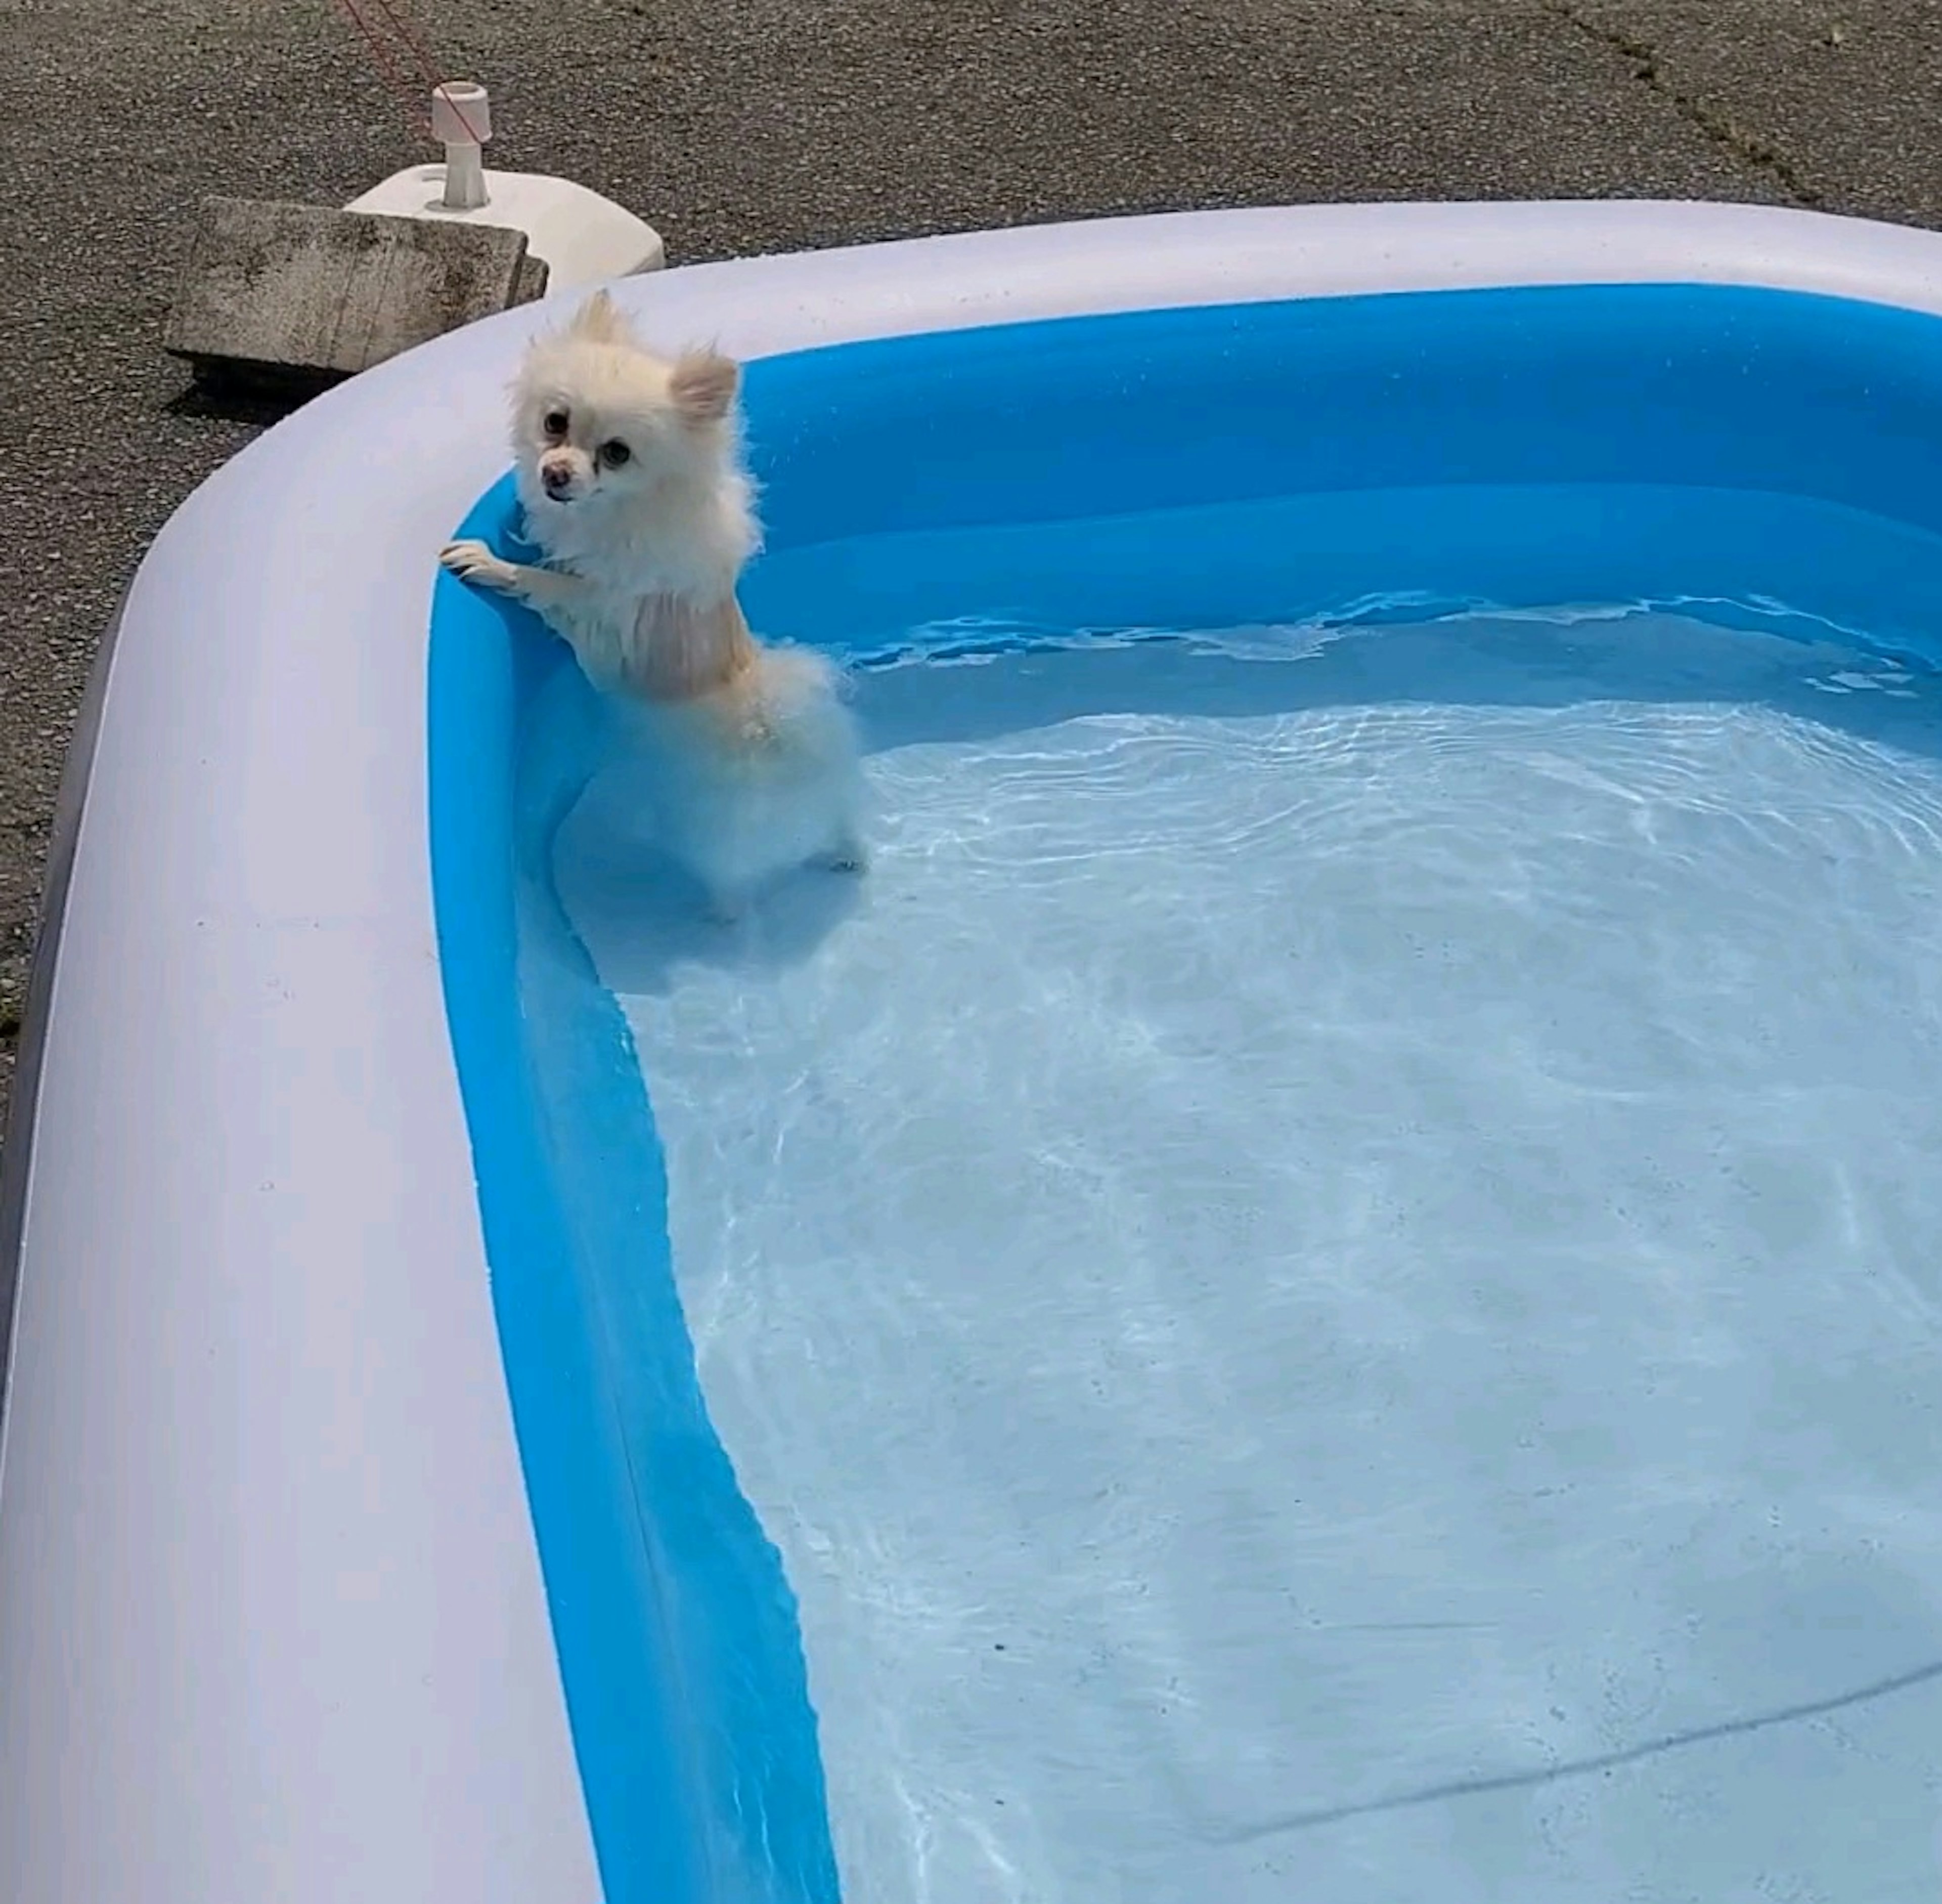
[430,81,491,146]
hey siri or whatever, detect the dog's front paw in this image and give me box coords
[440,539,519,593]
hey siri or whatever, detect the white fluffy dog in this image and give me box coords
[440,291,866,920]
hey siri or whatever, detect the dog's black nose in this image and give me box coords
[542,466,573,495]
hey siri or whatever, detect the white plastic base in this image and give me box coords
[345,165,665,292]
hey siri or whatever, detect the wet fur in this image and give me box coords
[441,291,865,917]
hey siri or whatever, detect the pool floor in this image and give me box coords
[555,609,1942,1904]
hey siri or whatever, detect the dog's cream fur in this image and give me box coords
[440,291,866,918]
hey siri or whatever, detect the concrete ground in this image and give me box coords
[0,0,1936,1120]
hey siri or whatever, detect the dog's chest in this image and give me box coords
[548,586,647,693]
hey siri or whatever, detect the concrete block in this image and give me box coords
[165,196,549,390]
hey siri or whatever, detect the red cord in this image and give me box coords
[330,0,488,146]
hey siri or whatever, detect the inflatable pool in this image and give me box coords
[7,201,1942,1903]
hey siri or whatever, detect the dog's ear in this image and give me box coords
[669,349,740,426]
[566,289,633,344]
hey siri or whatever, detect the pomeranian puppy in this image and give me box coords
[440,290,866,920]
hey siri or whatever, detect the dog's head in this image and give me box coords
[510,291,741,522]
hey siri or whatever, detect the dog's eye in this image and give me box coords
[597,440,632,469]
[542,408,569,437]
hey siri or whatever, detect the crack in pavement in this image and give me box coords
[1541,0,1824,207]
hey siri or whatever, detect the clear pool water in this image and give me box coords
[552,605,1942,1904]
[435,283,1942,1903]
